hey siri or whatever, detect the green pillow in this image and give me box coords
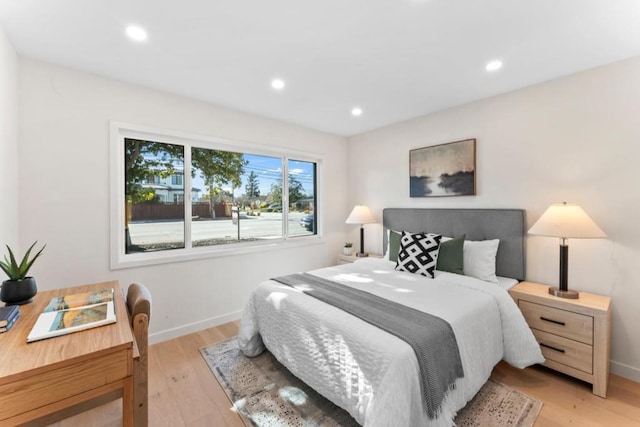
[436,234,465,275]
[388,230,402,262]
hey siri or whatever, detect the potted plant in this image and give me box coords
[0,241,46,305]
[343,242,353,256]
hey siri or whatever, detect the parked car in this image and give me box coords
[300,213,314,231]
[265,203,282,212]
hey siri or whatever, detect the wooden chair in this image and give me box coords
[126,282,152,427]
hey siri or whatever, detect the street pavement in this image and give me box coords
[128,212,312,245]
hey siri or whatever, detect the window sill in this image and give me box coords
[110,235,325,270]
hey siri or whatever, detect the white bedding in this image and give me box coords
[238,258,543,427]
[494,275,519,290]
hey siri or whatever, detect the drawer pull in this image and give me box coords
[540,316,565,326]
[540,343,566,354]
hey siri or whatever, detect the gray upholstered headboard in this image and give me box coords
[383,208,526,281]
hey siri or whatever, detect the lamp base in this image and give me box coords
[356,252,369,257]
[548,287,579,299]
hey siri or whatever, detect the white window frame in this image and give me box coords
[110,121,324,270]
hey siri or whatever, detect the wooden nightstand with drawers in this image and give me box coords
[509,281,611,398]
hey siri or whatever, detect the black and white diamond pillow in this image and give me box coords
[395,232,443,278]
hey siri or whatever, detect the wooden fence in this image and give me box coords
[131,202,231,220]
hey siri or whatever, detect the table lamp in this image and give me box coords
[346,205,376,257]
[528,202,606,299]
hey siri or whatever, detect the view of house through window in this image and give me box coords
[125,139,185,253]
[123,138,318,255]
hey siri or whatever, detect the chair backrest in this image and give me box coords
[126,282,151,427]
[127,283,152,326]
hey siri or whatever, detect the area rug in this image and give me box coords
[200,337,542,426]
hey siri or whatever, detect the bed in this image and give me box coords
[238,208,544,427]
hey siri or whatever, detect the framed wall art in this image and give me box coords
[409,138,476,197]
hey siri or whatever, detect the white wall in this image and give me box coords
[17,58,348,342]
[347,56,640,381]
[0,26,19,250]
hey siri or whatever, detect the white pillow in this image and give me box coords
[463,239,500,283]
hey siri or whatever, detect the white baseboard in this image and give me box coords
[149,309,243,345]
[610,360,640,383]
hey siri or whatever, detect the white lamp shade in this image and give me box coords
[345,205,376,225]
[528,203,606,239]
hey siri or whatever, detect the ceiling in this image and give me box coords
[1,0,640,136]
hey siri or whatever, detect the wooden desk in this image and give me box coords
[0,281,134,426]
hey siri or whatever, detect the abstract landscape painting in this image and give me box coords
[410,139,476,197]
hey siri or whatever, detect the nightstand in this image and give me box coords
[337,253,382,265]
[509,281,611,398]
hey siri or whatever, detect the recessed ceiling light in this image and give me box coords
[351,107,363,117]
[126,25,148,42]
[271,79,285,90]
[485,60,503,72]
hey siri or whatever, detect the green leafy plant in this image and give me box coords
[0,241,46,281]
[344,242,353,248]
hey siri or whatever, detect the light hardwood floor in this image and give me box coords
[50,320,640,427]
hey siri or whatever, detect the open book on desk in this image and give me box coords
[27,288,116,343]
[43,288,114,312]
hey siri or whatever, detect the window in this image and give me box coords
[288,159,316,236]
[111,122,322,268]
[144,175,161,184]
[124,140,185,253]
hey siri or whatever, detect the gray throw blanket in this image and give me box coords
[271,273,464,419]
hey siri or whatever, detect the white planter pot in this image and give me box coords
[343,247,353,255]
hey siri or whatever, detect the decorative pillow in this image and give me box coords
[463,239,500,283]
[386,230,402,262]
[436,234,465,274]
[395,232,443,278]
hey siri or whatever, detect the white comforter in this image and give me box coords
[238,258,544,427]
